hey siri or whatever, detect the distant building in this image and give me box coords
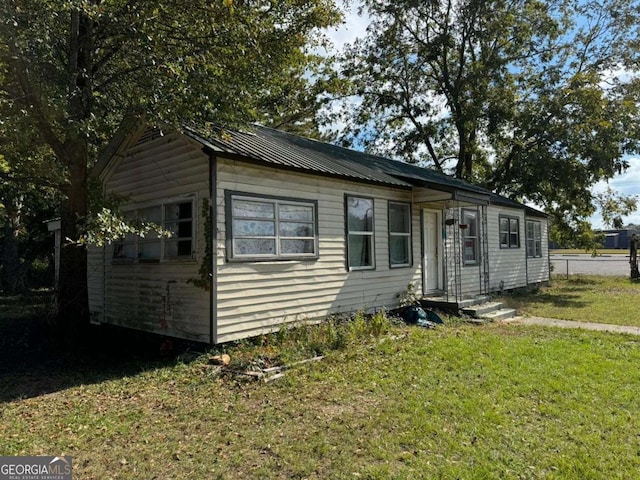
[598,229,635,249]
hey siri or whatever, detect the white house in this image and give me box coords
[88,121,549,344]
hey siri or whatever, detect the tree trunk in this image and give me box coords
[55,6,94,334]
[56,140,90,332]
[1,207,27,294]
[455,124,476,180]
[456,128,467,179]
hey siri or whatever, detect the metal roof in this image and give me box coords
[489,193,548,217]
[184,125,413,188]
[184,124,538,212]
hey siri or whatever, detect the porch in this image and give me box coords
[419,294,517,322]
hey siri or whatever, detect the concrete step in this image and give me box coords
[421,295,490,311]
[481,308,518,321]
[462,301,518,323]
[457,296,491,308]
[461,301,503,317]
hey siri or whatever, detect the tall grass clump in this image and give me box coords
[220,310,397,370]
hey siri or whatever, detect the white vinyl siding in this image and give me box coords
[526,216,550,284]
[487,206,527,291]
[216,159,422,343]
[88,128,210,342]
[440,206,485,298]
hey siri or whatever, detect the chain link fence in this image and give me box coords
[550,255,633,278]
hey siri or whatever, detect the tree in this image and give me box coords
[0,57,61,294]
[0,0,340,333]
[328,0,640,244]
[594,187,638,229]
[256,53,348,140]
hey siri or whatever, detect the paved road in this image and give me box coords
[550,254,632,276]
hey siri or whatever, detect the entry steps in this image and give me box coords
[420,294,518,323]
[461,301,517,323]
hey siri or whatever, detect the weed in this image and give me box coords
[396,282,420,307]
[369,309,390,337]
[348,310,368,341]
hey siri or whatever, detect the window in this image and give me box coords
[137,205,162,259]
[113,198,194,262]
[499,216,520,248]
[462,208,478,265]
[526,220,542,258]
[228,193,317,260]
[388,202,412,267]
[346,195,375,270]
[164,201,194,258]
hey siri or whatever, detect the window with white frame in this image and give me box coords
[388,202,411,267]
[462,208,479,265]
[227,193,317,260]
[346,195,375,270]
[113,198,194,262]
[499,216,520,248]
[526,220,542,258]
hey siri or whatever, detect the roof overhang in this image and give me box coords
[453,190,490,205]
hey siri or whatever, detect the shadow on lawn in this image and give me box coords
[0,301,206,403]
[504,289,590,310]
[530,292,589,309]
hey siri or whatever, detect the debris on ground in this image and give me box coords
[209,354,231,366]
[230,355,325,383]
[400,305,444,328]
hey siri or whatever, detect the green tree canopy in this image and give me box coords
[0,50,61,293]
[0,0,341,330]
[328,0,640,244]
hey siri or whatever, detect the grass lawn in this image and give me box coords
[501,275,640,327]
[2,314,640,479]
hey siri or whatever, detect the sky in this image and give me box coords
[322,2,640,229]
[323,2,370,53]
[590,156,640,228]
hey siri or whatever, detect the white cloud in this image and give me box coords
[599,67,640,90]
[322,1,370,55]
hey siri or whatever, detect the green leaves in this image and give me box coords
[78,207,171,248]
[0,0,342,220]
[595,187,638,230]
[330,0,640,236]
[0,0,341,318]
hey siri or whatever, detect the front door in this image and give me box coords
[423,210,441,293]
